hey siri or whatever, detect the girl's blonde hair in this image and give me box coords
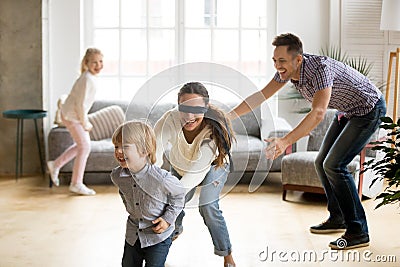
[111,120,157,164]
[80,48,103,74]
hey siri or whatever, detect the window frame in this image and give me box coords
[83,0,273,103]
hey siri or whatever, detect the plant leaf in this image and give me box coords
[380,117,393,123]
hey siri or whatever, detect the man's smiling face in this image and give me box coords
[272,45,302,81]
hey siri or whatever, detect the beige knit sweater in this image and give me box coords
[154,109,217,192]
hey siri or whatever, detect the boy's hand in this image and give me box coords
[152,217,170,234]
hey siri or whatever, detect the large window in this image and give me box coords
[84,0,269,101]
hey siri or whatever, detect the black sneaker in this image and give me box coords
[310,220,347,234]
[329,233,370,250]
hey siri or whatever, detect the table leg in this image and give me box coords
[20,119,24,178]
[15,119,20,180]
[34,119,45,176]
[15,118,24,180]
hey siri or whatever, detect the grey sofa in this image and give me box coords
[48,100,293,186]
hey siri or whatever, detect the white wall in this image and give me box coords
[45,0,83,140]
[275,0,331,150]
[277,0,330,54]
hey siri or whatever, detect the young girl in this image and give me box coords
[47,48,103,195]
[154,82,236,267]
[111,120,185,267]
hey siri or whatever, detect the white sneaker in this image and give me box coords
[69,183,96,195]
[47,161,60,186]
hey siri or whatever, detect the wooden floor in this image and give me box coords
[0,174,399,267]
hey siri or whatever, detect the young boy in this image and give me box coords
[111,120,185,267]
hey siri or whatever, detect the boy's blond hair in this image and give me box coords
[112,120,157,164]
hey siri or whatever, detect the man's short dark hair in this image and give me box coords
[272,33,303,55]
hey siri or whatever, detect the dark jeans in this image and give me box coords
[315,96,386,235]
[122,237,172,267]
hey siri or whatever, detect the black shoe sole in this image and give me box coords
[329,241,369,250]
[310,228,346,234]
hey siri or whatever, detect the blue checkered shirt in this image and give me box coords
[274,53,382,118]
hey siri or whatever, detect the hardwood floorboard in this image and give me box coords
[0,174,398,267]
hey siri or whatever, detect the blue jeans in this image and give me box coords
[171,164,233,256]
[315,96,386,235]
[122,237,172,267]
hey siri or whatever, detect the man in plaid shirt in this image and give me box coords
[230,33,386,250]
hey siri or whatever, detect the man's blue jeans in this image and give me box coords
[315,96,386,235]
[171,163,233,257]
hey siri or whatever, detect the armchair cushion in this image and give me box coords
[282,151,358,188]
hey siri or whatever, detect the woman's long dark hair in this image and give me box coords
[178,82,235,169]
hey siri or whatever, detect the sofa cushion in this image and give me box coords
[231,134,270,172]
[125,102,176,126]
[281,151,359,187]
[222,103,261,138]
[89,100,129,113]
[88,105,125,140]
[58,139,118,173]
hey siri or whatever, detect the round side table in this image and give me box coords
[3,109,47,180]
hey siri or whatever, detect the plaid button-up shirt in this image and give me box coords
[274,53,382,118]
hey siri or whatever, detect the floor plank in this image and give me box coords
[0,175,399,267]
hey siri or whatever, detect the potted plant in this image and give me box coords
[363,117,400,208]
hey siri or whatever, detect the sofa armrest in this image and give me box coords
[261,117,295,154]
[262,118,294,172]
[260,117,292,141]
[48,127,74,161]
